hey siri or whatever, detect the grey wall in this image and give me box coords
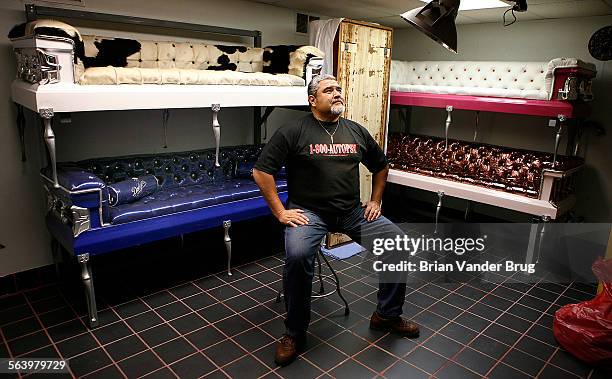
[0,0,322,275]
[391,15,612,222]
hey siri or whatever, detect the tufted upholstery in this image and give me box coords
[387,133,583,198]
[11,20,325,86]
[109,179,286,224]
[54,145,284,224]
[78,35,323,85]
[83,36,264,72]
[78,68,304,86]
[80,145,263,188]
[391,60,552,100]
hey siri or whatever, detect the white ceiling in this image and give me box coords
[250,0,612,28]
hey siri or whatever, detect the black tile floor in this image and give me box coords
[0,248,609,378]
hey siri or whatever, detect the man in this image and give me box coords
[253,74,419,366]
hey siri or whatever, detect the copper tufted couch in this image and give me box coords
[386,133,583,204]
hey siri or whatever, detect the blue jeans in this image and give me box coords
[282,203,408,337]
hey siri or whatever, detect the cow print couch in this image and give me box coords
[9,19,324,85]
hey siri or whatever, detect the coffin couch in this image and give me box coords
[390,58,596,102]
[44,144,286,327]
[10,19,324,86]
[387,133,583,205]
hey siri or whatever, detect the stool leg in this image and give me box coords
[318,251,349,316]
[316,252,324,295]
[223,220,232,276]
[78,253,99,328]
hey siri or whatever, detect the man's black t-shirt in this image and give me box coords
[254,113,388,215]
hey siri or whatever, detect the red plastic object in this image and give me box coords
[553,258,612,368]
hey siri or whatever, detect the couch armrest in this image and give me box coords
[42,165,109,236]
[43,164,106,191]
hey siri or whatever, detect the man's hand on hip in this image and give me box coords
[363,201,382,222]
[278,209,310,227]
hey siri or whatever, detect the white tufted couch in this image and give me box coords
[10,19,324,87]
[390,58,595,101]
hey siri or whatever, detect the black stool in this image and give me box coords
[276,246,350,316]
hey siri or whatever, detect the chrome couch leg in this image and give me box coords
[444,105,453,149]
[434,191,444,234]
[223,220,232,276]
[535,216,551,264]
[464,201,472,221]
[553,115,566,167]
[77,253,98,328]
[525,221,539,266]
[212,104,221,167]
[40,108,59,188]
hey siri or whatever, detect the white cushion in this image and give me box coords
[78,67,305,86]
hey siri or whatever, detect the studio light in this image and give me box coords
[400,0,460,54]
[401,1,528,53]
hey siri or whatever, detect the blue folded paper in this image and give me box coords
[108,175,159,206]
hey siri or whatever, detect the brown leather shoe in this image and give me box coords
[274,334,304,366]
[369,311,420,337]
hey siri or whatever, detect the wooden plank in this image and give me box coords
[328,20,393,248]
[336,20,393,205]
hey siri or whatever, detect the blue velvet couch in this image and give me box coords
[42,144,286,327]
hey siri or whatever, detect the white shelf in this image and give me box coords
[11,80,309,113]
[387,169,575,219]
